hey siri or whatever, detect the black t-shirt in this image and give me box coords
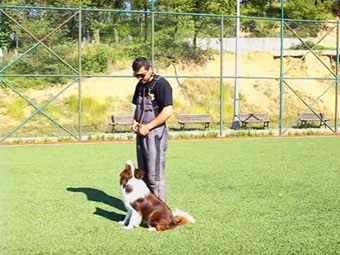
[132,75,173,115]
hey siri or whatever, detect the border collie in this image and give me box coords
[119,160,195,231]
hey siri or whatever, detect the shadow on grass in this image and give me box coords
[67,187,126,222]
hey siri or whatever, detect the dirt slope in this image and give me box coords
[14,50,337,120]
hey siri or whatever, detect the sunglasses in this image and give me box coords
[134,72,147,78]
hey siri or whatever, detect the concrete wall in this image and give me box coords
[192,37,316,52]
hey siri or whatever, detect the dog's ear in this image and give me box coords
[120,177,127,187]
[119,164,132,185]
[134,168,145,179]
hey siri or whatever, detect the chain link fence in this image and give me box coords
[0,5,339,142]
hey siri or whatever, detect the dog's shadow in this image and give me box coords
[67,187,126,222]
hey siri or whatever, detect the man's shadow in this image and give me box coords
[67,187,126,222]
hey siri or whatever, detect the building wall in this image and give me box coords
[193,37,315,52]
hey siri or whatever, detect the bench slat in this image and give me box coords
[108,115,133,132]
[177,114,211,130]
[239,113,270,129]
[298,112,328,128]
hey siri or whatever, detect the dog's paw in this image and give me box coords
[124,225,134,230]
[148,227,157,232]
[118,221,125,225]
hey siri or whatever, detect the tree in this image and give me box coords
[332,0,340,17]
[159,0,236,48]
[285,0,332,20]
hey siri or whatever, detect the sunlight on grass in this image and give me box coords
[1,137,340,254]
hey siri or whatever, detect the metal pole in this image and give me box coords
[219,14,224,136]
[232,0,240,129]
[335,20,339,133]
[78,7,82,140]
[279,0,284,135]
[0,9,2,140]
[151,0,155,65]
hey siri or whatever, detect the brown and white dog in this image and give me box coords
[119,160,195,231]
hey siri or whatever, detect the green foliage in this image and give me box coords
[63,94,78,112]
[332,0,340,17]
[169,0,236,15]
[155,39,213,67]
[64,94,109,125]
[0,3,337,92]
[177,79,233,121]
[81,97,109,125]
[44,103,63,121]
[241,1,279,17]
[3,97,26,121]
[242,19,281,37]
[116,42,150,61]
[240,0,335,37]
[170,130,219,139]
[288,40,333,50]
[3,42,79,89]
[90,11,139,44]
[285,22,321,38]
[285,0,333,20]
[228,129,274,137]
[81,44,116,73]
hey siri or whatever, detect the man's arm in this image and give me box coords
[147,105,173,130]
[138,105,173,136]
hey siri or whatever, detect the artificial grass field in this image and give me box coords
[1,136,340,254]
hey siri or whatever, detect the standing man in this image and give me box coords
[9,31,18,53]
[131,57,173,202]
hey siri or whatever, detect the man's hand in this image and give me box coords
[137,124,150,136]
[131,121,140,133]
[132,121,150,136]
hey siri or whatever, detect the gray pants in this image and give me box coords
[136,125,168,201]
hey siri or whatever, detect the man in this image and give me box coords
[9,31,18,51]
[131,57,173,202]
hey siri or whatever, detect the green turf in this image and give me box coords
[1,137,340,254]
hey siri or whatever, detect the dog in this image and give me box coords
[119,160,195,231]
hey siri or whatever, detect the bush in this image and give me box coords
[5,97,26,121]
[81,44,115,73]
[64,95,109,126]
[154,37,213,68]
[288,40,333,50]
[176,79,233,121]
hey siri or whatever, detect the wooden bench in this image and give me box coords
[108,115,133,132]
[177,114,211,130]
[239,113,270,129]
[298,112,329,128]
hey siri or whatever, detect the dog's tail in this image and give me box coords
[173,209,195,226]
